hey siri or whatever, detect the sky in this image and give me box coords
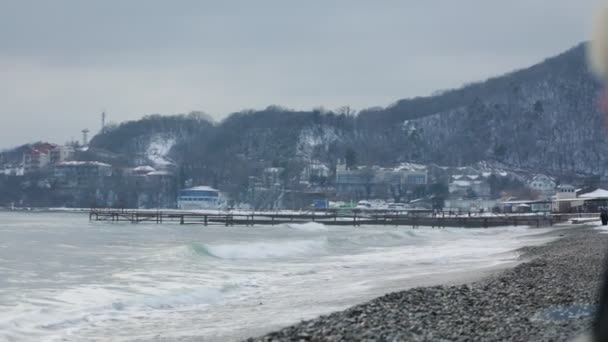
[0,0,603,148]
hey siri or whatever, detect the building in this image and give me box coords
[129,169,177,209]
[444,199,498,212]
[23,150,50,173]
[49,145,74,164]
[23,143,56,173]
[578,188,608,212]
[552,184,583,212]
[53,161,112,188]
[335,162,428,199]
[301,162,331,186]
[177,186,224,210]
[500,200,552,213]
[24,143,74,174]
[448,175,491,199]
[527,174,556,199]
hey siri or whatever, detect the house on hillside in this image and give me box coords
[23,143,55,173]
[300,162,330,186]
[53,161,113,188]
[23,143,74,174]
[263,167,285,188]
[49,145,74,164]
[527,174,556,199]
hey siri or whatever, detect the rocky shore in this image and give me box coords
[247,226,607,341]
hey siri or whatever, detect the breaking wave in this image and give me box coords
[202,239,327,260]
[188,242,215,257]
[285,222,328,231]
[155,238,328,262]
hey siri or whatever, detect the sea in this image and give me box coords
[0,211,555,342]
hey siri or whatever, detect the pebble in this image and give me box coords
[245,227,607,341]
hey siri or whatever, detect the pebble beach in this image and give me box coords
[247,225,607,341]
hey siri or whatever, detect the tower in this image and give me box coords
[82,129,90,146]
[101,111,106,133]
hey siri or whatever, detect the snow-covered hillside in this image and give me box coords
[146,134,176,166]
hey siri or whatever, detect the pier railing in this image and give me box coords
[88,208,567,228]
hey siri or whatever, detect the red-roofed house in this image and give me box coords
[23,143,56,173]
[23,143,74,174]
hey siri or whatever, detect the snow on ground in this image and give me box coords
[591,219,608,234]
[146,134,176,166]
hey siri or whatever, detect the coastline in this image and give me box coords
[246,225,605,341]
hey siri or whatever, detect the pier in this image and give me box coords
[88,208,571,228]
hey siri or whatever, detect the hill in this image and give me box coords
[83,43,604,195]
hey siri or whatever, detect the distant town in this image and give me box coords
[2,133,608,214]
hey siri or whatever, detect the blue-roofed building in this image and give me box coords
[177,186,223,210]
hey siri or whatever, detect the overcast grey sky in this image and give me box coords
[0,0,602,148]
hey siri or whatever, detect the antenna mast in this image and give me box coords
[101,111,106,133]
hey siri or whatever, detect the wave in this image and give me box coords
[203,239,327,260]
[329,229,423,248]
[153,238,328,262]
[34,286,224,337]
[167,226,544,264]
[285,222,328,232]
[188,242,215,257]
[136,287,223,310]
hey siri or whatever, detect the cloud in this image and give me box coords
[0,0,602,148]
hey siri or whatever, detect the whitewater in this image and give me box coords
[0,211,556,341]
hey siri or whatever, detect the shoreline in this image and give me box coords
[246,225,605,341]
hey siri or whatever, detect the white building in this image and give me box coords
[499,199,552,213]
[448,175,491,199]
[23,143,55,173]
[177,186,224,210]
[552,184,583,212]
[49,145,74,164]
[53,161,112,188]
[527,174,556,199]
[444,199,498,212]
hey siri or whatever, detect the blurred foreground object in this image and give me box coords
[586,4,608,342]
[589,5,608,80]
